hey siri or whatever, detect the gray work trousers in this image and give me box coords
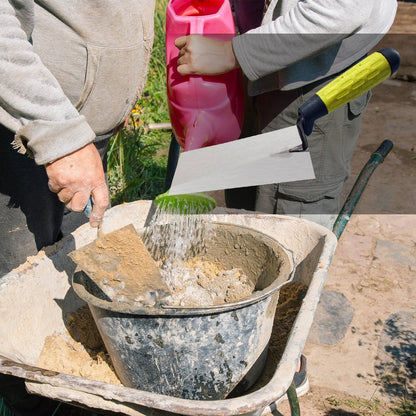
[226,78,371,230]
[0,125,110,276]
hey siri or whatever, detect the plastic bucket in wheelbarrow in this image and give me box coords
[72,222,295,400]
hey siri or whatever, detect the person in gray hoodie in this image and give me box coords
[175,0,396,229]
[0,0,155,276]
[1,1,155,414]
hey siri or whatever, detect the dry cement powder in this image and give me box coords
[36,305,121,385]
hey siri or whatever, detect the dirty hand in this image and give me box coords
[175,35,239,76]
[45,143,109,227]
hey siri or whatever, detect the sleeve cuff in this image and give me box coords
[14,115,96,165]
[232,35,260,82]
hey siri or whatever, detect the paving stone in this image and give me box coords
[375,310,416,402]
[377,215,416,243]
[308,291,355,345]
[374,240,416,267]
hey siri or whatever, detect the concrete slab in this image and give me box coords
[308,291,354,346]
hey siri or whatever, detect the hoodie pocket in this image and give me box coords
[75,40,151,135]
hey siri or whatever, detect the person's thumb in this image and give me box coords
[174,35,188,49]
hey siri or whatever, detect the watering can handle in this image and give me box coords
[293,48,400,151]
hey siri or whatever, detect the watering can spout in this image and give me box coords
[154,190,216,214]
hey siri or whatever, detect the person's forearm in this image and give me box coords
[233,0,372,81]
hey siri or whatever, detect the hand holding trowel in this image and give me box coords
[158,48,400,206]
[70,200,170,307]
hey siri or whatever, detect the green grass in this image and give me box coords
[107,0,171,206]
[392,400,416,416]
[325,394,416,416]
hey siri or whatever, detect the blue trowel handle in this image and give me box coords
[84,197,93,218]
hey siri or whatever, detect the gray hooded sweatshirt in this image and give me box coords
[0,0,155,165]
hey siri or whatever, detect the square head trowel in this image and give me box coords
[69,224,170,307]
[166,48,400,197]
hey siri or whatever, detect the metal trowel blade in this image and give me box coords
[69,224,169,307]
[169,126,315,195]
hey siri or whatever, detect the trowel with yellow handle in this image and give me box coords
[160,48,400,199]
[69,224,170,307]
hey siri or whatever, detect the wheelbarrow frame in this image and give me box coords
[0,140,392,416]
[0,203,337,416]
[278,139,394,416]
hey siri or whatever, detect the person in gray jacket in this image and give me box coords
[175,0,396,229]
[0,0,155,276]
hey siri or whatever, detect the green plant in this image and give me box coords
[392,399,416,416]
[326,394,389,415]
[139,0,170,124]
[107,0,171,205]
[108,122,170,205]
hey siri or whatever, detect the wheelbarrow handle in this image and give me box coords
[293,48,400,151]
[373,138,394,160]
[332,139,394,240]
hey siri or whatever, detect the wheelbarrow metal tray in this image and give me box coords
[0,200,337,416]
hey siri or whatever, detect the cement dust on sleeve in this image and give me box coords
[36,306,122,386]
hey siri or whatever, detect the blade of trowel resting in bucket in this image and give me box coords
[69,224,169,307]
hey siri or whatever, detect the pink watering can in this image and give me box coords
[166,0,245,151]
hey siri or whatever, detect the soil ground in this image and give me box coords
[209,3,416,415]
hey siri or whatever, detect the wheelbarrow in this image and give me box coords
[0,138,392,416]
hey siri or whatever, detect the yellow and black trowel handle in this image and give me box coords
[293,47,400,151]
